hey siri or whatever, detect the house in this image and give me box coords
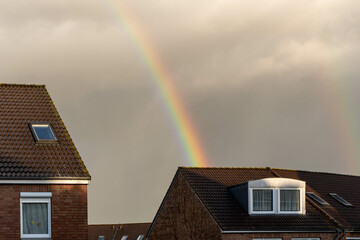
[88,223,151,240]
[146,167,360,240]
[0,84,91,239]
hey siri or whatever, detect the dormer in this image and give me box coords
[229,178,306,215]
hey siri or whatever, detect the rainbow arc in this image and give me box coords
[108,1,209,167]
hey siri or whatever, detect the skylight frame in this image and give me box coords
[306,192,329,206]
[29,123,58,143]
[329,193,354,207]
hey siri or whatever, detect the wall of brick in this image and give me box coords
[0,184,88,240]
[148,173,222,240]
[221,232,343,240]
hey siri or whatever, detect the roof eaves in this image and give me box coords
[0,176,91,181]
[0,83,46,87]
[221,230,338,234]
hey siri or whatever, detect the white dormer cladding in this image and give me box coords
[229,178,306,215]
[248,178,305,189]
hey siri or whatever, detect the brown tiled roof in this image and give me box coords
[88,223,151,240]
[0,84,90,179]
[274,168,360,231]
[177,167,360,232]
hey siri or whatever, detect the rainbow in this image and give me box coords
[107,1,209,167]
[320,77,360,175]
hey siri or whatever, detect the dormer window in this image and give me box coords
[229,178,306,215]
[253,189,273,212]
[280,189,300,212]
[29,123,57,143]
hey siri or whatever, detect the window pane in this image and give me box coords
[253,189,273,211]
[280,190,300,211]
[33,125,56,140]
[23,203,48,234]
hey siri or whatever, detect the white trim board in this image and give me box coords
[0,179,90,185]
[222,230,335,234]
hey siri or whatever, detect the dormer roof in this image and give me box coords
[0,84,90,180]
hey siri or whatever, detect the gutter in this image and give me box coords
[0,176,91,180]
[222,230,338,234]
[0,179,90,185]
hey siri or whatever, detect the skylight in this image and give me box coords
[29,123,57,142]
[329,193,353,207]
[306,192,329,205]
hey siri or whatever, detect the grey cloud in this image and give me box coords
[1,0,360,224]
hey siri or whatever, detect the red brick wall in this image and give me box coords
[221,232,343,240]
[148,173,222,240]
[0,184,88,240]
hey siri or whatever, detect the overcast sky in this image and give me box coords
[1,0,360,224]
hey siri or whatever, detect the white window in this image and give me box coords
[250,188,303,214]
[279,189,300,212]
[98,236,105,240]
[292,238,320,240]
[252,189,274,212]
[254,238,282,240]
[20,192,52,239]
[248,178,305,215]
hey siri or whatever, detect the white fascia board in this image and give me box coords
[0,179,90,185]
[249,178,305,188]
[221,230,335,234]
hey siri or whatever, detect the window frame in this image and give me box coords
[249,188,304,215]
[20,192,52,239]
[249,188,276,214]
[292,238,320,240]
[29,123,58,143]
[278,188,303,214]
[254,238,282,240]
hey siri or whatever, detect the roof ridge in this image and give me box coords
[272,167,360,178]
[0,83,45,87]
[267,167,281,177]
[178,166,359,178]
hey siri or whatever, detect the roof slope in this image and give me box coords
[275,168,360,231]
[88,223,151,240]
[0,84,90,179]
[178,167,360,232]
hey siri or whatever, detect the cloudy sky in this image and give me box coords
[1,0,360,224]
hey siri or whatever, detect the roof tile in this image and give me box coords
[0,84,90,179]
[178,167,359,231]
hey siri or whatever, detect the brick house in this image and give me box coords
[0,84,91,239]
[146,167,360,240]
